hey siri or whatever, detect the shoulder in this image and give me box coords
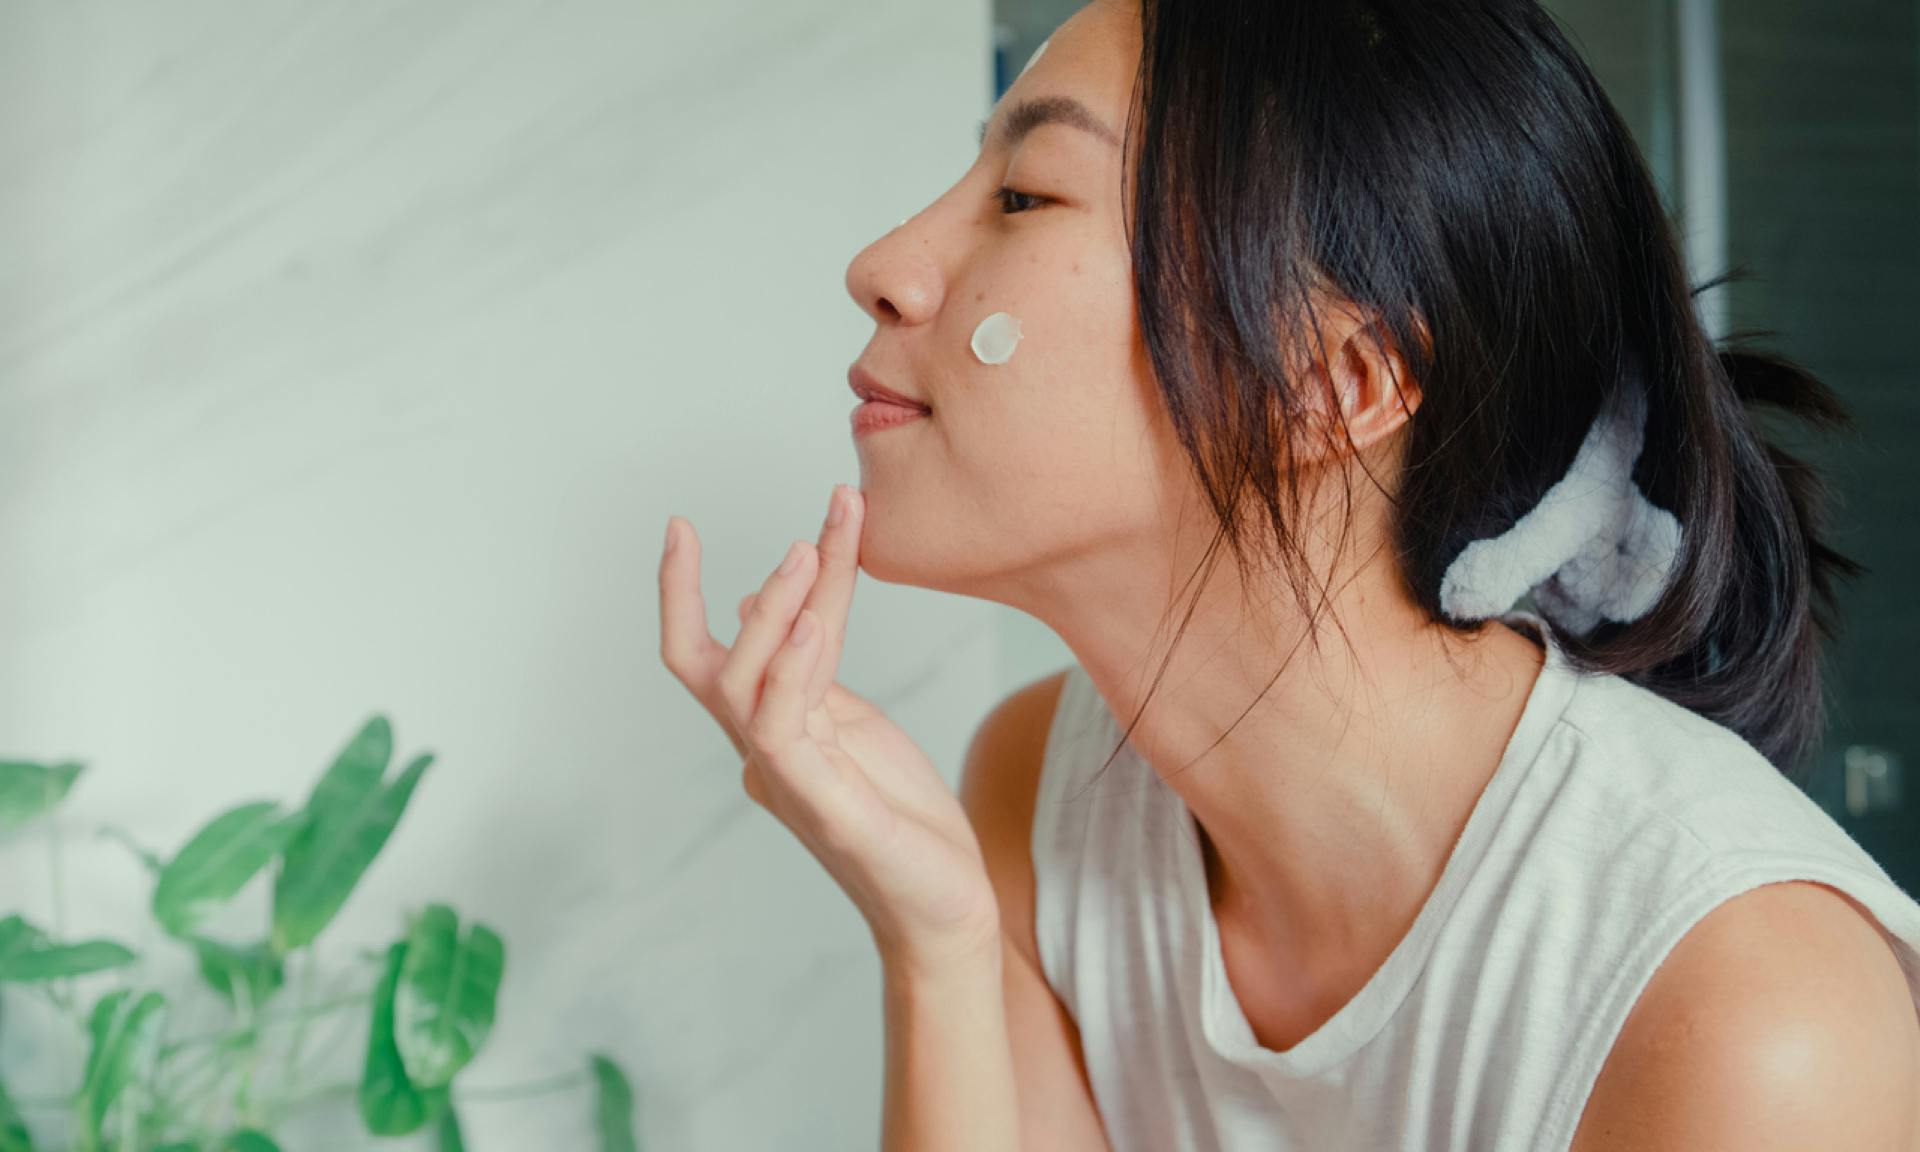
[1569,878,1920,1151]
[957,667,1073,965]
[1547,671,1900,880]
[1557,668,1774,782]
[1549,670,1837,848]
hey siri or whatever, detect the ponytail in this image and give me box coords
[1123,0,1859,780]
[1565,317,1858,777]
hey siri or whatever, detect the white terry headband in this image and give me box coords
[1438,382,1683,637]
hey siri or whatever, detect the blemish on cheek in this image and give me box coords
[970,312,1024,365]
[974,291,984,302]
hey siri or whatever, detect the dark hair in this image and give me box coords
[1105,0,1857,781]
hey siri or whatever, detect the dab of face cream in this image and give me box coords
[1019,38,1049,77]
[970,312,1023,365]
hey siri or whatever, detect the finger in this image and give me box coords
[800,485,863,707]
[749,607,821,753]
[717,538,819,725]
[738,591,758,622]
[659,516,729,690]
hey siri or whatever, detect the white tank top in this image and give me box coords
[1031,616,1920,1151]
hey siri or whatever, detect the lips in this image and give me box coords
[848,364,929,411]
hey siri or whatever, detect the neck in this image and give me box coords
[1016,518,1546,980]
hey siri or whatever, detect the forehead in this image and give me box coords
[986,0,1140,143]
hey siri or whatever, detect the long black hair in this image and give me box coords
[1110,0,1856,781]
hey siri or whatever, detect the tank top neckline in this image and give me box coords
[1098,613,1582,1078]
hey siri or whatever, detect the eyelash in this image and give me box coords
[992,185,1047,215]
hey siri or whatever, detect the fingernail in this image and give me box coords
[663,517,678,555]
[777,540,804,575]
[825,486,846,527]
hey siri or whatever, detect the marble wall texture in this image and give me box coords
[0,1,1027,1148]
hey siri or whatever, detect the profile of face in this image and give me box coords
[842,0,1175,607]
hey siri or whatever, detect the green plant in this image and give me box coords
[0,717,641,1151]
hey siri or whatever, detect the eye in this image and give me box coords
[992,185,1048,215]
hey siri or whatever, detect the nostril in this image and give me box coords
[876,297,902,322]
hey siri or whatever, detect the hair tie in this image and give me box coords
[1438,382,1683,637]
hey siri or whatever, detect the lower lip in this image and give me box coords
[851,400,930,436]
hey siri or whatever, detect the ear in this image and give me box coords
[1293,301,1424,461]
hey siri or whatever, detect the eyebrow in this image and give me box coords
[975,95,1121,152]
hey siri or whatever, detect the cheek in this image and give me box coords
[959,304,1154,481]
[969,311,1023,365]
[948,241,1143,457]
[959,241,1131,370]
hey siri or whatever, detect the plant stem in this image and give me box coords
[91,822,162,872]
[281,947,318,1084]
[456,1070,590,1103]
[117,1079,139,1152]
[37,983,87,1032]
[233,975,263,1126]
[46,815,80,1072]
[156,1043,231,1109]
[158,991,369,1057]
[300,973,376,1075]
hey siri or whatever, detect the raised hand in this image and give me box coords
[658,486,1001,973]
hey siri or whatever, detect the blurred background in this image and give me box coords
[0,0,1913,1149]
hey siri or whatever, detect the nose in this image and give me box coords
[844,219,946,328]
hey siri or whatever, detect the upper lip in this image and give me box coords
[848,363,930,410]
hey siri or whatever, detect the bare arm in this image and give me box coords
[880,939,1022,1151]
[882,671,1113,1152]
[1569,880,1920,1151]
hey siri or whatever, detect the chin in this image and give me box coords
[857,513,1020,605]
[853,492,950,587]
[852,501,934,587]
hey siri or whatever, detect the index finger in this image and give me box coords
[801,485,863,705]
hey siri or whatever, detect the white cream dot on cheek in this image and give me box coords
[970,311,1024,365]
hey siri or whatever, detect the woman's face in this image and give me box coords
[842,0,1181,605]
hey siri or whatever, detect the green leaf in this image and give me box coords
[359,942,448,1136]
[591,1054,638,1152]
[153,802,305,939]
[433,1105,466,1152]
[272,716,435,953]
[0,916,137,983]
[222,1131,280,1152]
[150,1144,198,1152]
[77,989,167,1141]
[393,905,504,1091]
[187,936,285,1009]
[0,761,83,833]
[0,1077,33,1152]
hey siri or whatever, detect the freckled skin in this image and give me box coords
[840,0,1152,597]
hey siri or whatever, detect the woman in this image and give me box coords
[659,0,1920,1148]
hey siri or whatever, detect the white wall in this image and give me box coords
[0,1,1013,1147]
